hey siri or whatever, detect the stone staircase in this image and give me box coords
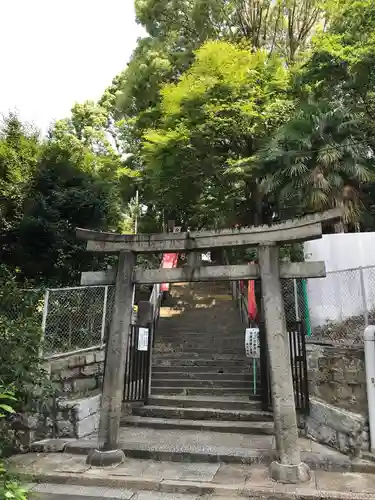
[122,281,274,437]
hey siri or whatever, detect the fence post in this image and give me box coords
[364,326,375,453]
[101,286,108,347]
[359,267,369,327]
[40,289,49,357]
[293,279,300,321]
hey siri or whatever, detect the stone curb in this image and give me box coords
[362,452,375,463]
[17,471,375,500]
[30,439,375,475]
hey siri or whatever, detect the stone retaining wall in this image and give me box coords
[306,343,367,415]
[4,349,106,453]
[304,342,369,455]
[55,393,101,438]
[48,348,105,395]
[302,397,369,456]
[44,349,105,439]
[5,393,101,454]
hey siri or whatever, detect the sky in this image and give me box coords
[0,0,145,134]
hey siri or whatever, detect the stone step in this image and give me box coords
[152,352,247,361]
[156,333,245,341]
[152,368,253,375]
[152,371,258,382]
[151,378,250,388]
[64,427,367,473]
[152,366,254,375]
[157,329,243,335]
[153,343,245,357]
[121,415,274,434]
[20,461,375,500]
[151,386,253,396]
[132,405,273,422]
[155,339,245,346]
[156,321,241,328]
[26,483,203,500]
[156,329,243,337]
[147,395,262,410]
[155,342,245,351]
[152,358,250,368]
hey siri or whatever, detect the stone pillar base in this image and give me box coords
[86,448,125,467]
[269,461,311,484]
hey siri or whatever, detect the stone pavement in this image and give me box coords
[9,451,375,499]
[30,429,375,473]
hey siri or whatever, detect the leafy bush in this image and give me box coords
[0,271,53,414]
[0,389,28,500]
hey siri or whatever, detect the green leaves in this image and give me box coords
[2,481,28,500]
[0,389,16,418]
[0,109,137,287]
[260,99,375,223]
[140,41,292,228]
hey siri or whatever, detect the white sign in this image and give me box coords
[138,327,149,351]
[245,328,260,358]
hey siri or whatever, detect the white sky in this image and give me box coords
[0,0,145,134]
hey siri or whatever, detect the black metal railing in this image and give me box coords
[123,283,162,402]
[123,323,152,401]
[223,250,309,413]
[288,321,310,413]
[260,320,309,414]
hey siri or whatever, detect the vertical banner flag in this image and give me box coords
[248,261,257,321]
[161,253,179,292]
[248,280,257,321]
[240,277,257,321]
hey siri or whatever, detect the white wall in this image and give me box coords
[304,233,375,328]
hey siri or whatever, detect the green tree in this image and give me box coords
[51,100,119,155]
[141,41,293,228]
[0,114,40,271]
[98,0,332,231]
[261,100,374,225]
[292,0,375,227]
[12,139,128,285]
[135,0,329,62]
[0,112,137,286]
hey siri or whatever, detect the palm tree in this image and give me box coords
[260,100,374,228]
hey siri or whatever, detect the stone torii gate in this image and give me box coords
[76,208,341,483]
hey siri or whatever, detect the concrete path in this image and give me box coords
[9,452,375,499]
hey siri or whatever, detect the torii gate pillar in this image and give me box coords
[259,244,310,483]
[86,251,135,467]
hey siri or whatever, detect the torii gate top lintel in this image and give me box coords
[76,208,342,254]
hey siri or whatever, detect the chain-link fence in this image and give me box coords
[5,265,375,355]
[283,266,375,345]
[42,285,115,357]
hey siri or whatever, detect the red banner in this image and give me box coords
[161,253,179,292]
[248,280,257,321]
[248,260,257,321]
[240,271,257,321]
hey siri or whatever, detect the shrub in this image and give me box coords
[0,389,28,500]
[0,271,53,414]
[0,270,58,459]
